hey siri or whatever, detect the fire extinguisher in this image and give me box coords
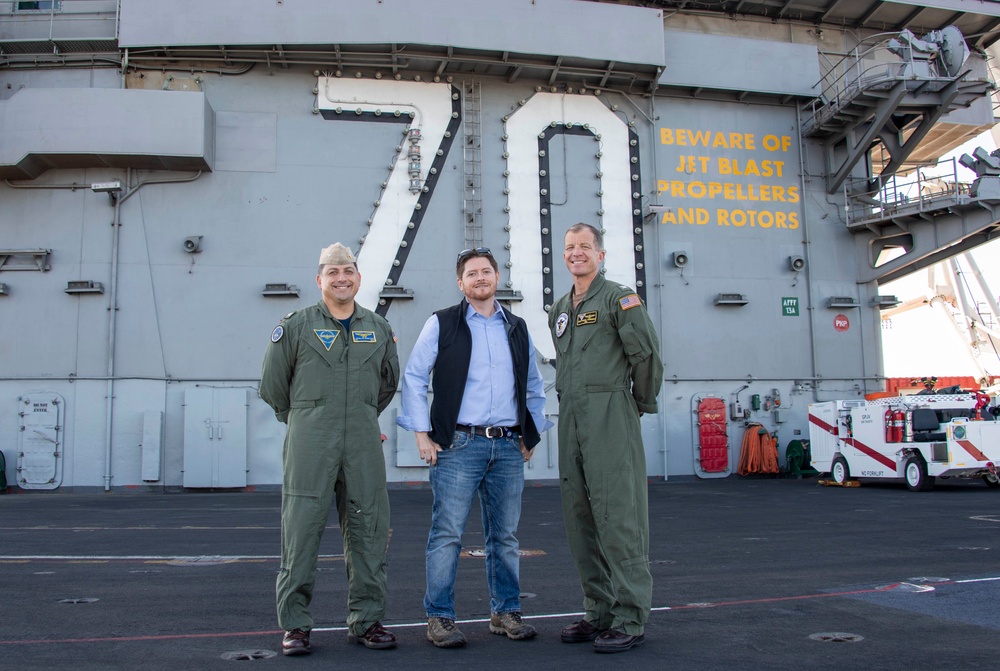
[884,407,895,442]
[892,408,906,443]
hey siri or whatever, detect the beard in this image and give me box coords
[466,282,496,301]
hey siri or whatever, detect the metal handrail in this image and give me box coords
[805,31,951,125]
[0,0,119,41]
[844,157,971,226]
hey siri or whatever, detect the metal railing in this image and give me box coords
[844,157,971,227]
[804,31,954,129]
[0,0,119,45]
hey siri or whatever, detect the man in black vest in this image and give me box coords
[397,248,551,648]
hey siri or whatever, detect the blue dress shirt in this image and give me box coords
[397,301,552,437]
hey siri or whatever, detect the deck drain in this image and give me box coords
[878,582,935,593]
[519,592,537,599]
[809,632,864,643]
[166,556,238,566]
[462,548,544,558]
[59,597,99,604]
[221,650,277,661]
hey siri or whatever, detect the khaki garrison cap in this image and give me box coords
[319,242,356,265]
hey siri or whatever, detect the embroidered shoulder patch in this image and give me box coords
[619,294,642,311]
[270,325,284,343]
[555,312,569,338]
[576,310,598,326]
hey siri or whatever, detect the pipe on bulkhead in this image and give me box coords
[794,106,820,402]
[100,170,203,491]
[103,178,123,491]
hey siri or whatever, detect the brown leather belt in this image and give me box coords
[455,424,520,439]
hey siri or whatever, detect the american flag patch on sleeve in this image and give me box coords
[619,294,642,310]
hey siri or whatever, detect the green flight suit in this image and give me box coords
[260,300,399,636]
[548,274,663,635]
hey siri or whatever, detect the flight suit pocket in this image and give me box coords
[617,322,649,364]
[344,490,388,553]
[293,335,330,402]
[357,341,387,405]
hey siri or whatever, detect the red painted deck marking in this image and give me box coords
[0,582,944,647]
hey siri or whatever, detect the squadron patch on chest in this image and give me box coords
[576,310,598,326]
[314,329,340,350]
[352,330,376,343]
[555,312,569,338]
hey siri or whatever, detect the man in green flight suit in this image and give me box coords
[549,223,663,654]
[260,242,400,656]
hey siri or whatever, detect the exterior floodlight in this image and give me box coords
[788,255,806,272]
[90,181,123,193]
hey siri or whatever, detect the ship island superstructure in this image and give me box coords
[4,0,1000,491]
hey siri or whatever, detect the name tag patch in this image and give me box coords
[576,310,598,326]
[352,330,377,343]
[314,329,340,350]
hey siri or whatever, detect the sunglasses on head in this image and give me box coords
[457,247,492,262]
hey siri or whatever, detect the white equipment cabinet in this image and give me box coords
[182,388,248,488]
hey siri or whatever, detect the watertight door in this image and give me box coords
[693,395,730,478]
[16,392,64,490]
[182,388,248,488]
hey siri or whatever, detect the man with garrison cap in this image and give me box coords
[260,242,400,656]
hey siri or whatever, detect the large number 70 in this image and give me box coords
[318,79,646,355]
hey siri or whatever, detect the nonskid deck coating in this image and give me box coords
[2,477,998,670]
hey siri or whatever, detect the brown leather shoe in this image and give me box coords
[281,628,311,656]
[347,621,397,650]
[560,619,605,643]
[593,629,645,653]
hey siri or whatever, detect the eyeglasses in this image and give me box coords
[457,247,492,263]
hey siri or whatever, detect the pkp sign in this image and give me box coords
[833,314,850,332]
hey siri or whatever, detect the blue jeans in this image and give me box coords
[425,430,525,619]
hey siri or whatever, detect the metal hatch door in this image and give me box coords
[692,394,731,478]
[17,392,64,490]
[182,388,248,488]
